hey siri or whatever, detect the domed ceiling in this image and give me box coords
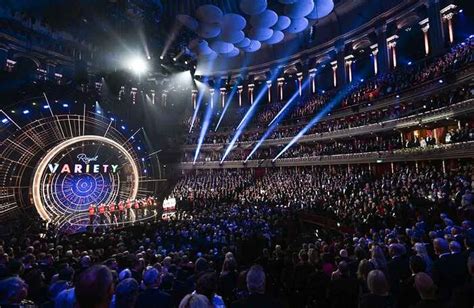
[172,0,335,59]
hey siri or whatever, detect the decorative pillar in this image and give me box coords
[387,35,399,69]
[220,87,226,108]
[442,160,446,173]
[335,39,346,87]
[419,18,430,55]
[428,0,445,55]
[330,61,338,88]
[344,55,354,83]
[277,77,284,100]
[151,89,156,105]
[441,4,457,45]
[237,85,243,106]
[375,24,389,74]
[309,68,316,93]
[370,44,379,76]
[248,83,254,104]
[443,13,454,44]
[266,80,272,102]
[209,88,215,109]
[297,72,303,96]
[192,89,198,109]
[161,91,168,106]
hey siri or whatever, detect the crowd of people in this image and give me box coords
[1,163,472,307]
[186,37,473,146]
[185,120,474,163]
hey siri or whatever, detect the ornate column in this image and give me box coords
[248,83,254,104]
[220,87,226,108]
[266,80,272,102]
[309,68,317,93]
[209,88,215,109]
[344,54,354,83]
[440,4,457,44]
[387,35,399,69]
[375,24,389,74]
[428,0,445,55]
[297,72,303,96]
[277,77,284,100]
[370,44,379,75]
[237,85,243,106]
[192,89,198,109]
[331,60,337,88]
[335,39,346,87]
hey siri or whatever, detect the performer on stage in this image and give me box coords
[88,204,95,225]
[98,203,106,224]
[134,199,140,219]
[118,200,124,221]
[109,202,117,224]
[125,199,131,220]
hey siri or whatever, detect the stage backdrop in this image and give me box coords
[0,98,163,233]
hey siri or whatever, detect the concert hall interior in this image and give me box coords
[0,0,473,307]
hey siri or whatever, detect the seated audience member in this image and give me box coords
[135,267,172,308]
[74,265,114,308]
[413,272,444,308]
[358,269,393,308]
[195,272,225,308]
[112,278,139,308]
[327,260,359,308]
[179,293,212,308]
[0,277,29,307]
[398,255,426,308]
[450,252,474,308]
[231,265,281,308]
[432,238,468,301]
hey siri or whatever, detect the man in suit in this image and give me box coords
[231,265,282,308]
[431,238,468,301]
[387,243,411,299]
[135,267,172,308]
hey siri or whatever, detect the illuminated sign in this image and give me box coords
[47,153,119,174]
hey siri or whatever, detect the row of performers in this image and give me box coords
[87,197,155,224]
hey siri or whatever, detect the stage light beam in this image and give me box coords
[246,78,311,162]
[127,56,148,75]
[215,84,239,131]
[272,83,355,162]
[221,68,283,163]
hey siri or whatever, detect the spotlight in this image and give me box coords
[160,56,164,60]
[1,118,8,124]
[439,79,444,84]
[23,110,30,114]
[127,56,149,75]
[62,103,69,107]
[173,57,177,62]
[408,61,412,65]
[459,9,463,13]
[185,60,188,65]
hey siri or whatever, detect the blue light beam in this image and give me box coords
[246,78,311,162]
[220,69,283,163]
[189,81,207,133]
[193,79,222,163]
[214,84,239,131]
[272,84,355,162]
[193,98,213,163]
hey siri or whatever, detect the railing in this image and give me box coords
[180,141,474,169]
[183,65,474,151]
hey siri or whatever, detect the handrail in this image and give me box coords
[184,65,474,150]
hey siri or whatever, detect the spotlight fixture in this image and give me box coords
[127,56,149,75]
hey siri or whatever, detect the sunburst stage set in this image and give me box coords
[0,96,175,233]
